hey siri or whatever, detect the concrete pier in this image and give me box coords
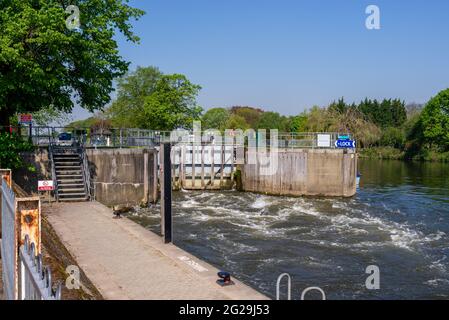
[44,201,268,300]
[86,148,158,207]
[242,149,357,197]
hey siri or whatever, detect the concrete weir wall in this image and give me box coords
[242,149,357,197]
[86,148,158,207]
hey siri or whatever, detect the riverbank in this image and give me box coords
[359,147,449,162]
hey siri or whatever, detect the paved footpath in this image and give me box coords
[44,201,268,300]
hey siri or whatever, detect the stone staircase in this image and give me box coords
[51,146,89,202]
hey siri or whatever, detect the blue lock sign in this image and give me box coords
[335,139,356,148]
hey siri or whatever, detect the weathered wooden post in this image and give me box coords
[160,143,172,244]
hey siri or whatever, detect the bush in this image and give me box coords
[359,147,405,160]
[380,127,405,149]
[0,132,35,170]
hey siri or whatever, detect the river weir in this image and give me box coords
[127,159,449,300]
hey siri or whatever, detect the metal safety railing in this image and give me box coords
[48,144,59,202]
[80,146,92,200]
[2,125,352,150]
[19,235,62,300]
[1,179,16,300]
[1,179,62,300]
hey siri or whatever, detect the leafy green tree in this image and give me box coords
[420,88,449,150]
[141,74,203,130]
[0,132,34,170]
[380,127,405,149]
[230,106,263,128]
[32,105,72,126]
[107,66,162,128]
[224,114,250,130]
[201,108,230,130]
[0,0,144,127]
[257,112,288,131]
[304,106,336,132]
[289,113,308,132]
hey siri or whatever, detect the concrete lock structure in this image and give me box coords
[242,149,357,197]
[86,148,158,207]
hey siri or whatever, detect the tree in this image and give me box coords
[328,97,349,114]
[289,113,308,132]
[304,106,336,132]
[230,106,263,128]
[66,117,98,130]
[32,105,72,126]
[140,74,203,130]
[224,114,250,130]
[107,66,162,128]
[0,132,34,170]
[420,88,449,150]
[0,0,144,127]
[380,127,405,149]
[201,108,230,130]
[257,111,288,131]
[328,107,381,148]
[357,98,406,128]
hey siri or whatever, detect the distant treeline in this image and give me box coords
[68,67,449,162]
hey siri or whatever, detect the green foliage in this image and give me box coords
[107,70,203,130]
[380,127,405,149]
[141,74,203,130]
[0,132,35,170]
[107,66,162,128]
[289,114,308,132]
[328,97,351,114]
[0,0,144,126]
[359,147,405,160]
[357,98,407,128]
[201,108,230,130]
[230,106,263,128]
[66,117,97,130]
[304,106,336,132]
[257,112,289,131]
[420,88,449,151]
[224,114,250,130]
[32,105,72,126]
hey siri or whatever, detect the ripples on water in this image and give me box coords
[126,160,449,299]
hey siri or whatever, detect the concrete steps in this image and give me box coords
[51,146,89,202]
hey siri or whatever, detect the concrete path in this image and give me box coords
[44,201,268,300]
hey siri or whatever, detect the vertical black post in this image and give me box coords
[29,123,32,143]
[160,143,172,243]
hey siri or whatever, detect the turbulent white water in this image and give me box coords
[127,160,449,299]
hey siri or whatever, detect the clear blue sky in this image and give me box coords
[73,0,449,120]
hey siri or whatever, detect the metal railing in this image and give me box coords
[19,235,62,300]
[3,125,352,149]
[1,180,62,300]
[80,146,92,200]
[48,144,59,202]
[1,179,16,300]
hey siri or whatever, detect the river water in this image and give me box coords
[127,159,449,300]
